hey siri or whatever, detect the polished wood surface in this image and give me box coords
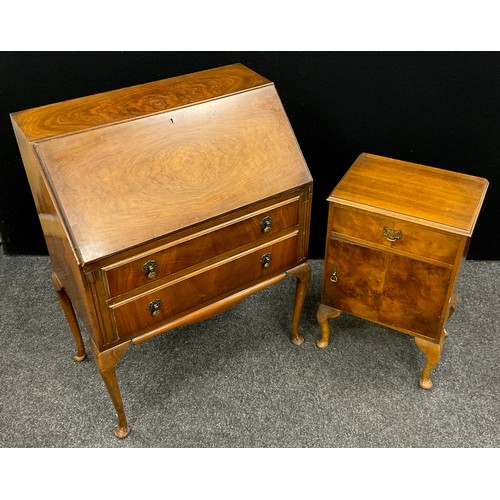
[319,153,488,388]
[104,196,300,297]
[111,233,299,339]
[331,203,461,265]
[11,64,312,437]
[35,84,310,264]
[12,63,270,142]
[330,153,488,236]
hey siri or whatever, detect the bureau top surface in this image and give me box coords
[329,153,488,236]
[11,63,271,142]
[14,65,311,265]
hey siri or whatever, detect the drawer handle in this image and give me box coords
[142,260,158,279]
[383,227,403,242]
[260,216,273,234]
[260,252,272,269]
[148,299,162,317]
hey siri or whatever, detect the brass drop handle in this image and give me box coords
[148,299,162,317]
[383,227,403,242]
[260,216,273,234]
[142,259,158,279]
[260,252,272,269]
[330,264,339,283]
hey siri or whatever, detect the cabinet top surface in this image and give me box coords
[15,65,311,264]
[329,153,488,235]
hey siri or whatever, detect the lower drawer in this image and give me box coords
[110,233,299,339]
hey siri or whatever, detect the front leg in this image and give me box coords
[287,262,311,346]
[90,339,131,438]
[415,336,443,389]
[316,304,341,349]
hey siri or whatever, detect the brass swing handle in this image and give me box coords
[383,227,403,242]
[142,259,158,279]
[260,216,273,234]
[260,252,272,269]
[148,299,162,317]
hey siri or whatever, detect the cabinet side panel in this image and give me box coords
[11,120,102,344]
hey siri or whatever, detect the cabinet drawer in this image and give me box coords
[110,233,299,339]
[104,197,300,297]
[331,204,461,265]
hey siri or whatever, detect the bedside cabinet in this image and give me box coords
[317,153,488,389]
[11,64,313,437]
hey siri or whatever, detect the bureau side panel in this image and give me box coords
[11,119,102,344]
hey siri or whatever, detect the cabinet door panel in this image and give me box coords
[380,255,451,339]
[323,238,386,322]
[323,237,452,340]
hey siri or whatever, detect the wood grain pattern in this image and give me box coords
[329,153,488,236]
[323,239,452,339]
[331,203,462,265]
[319,152,488,388]
[11,63,313,437]
[104,197,299,297]
[379,254,452,339]
[36,85,311,264]
[11,119,103,345]
[111,233,299,339]
[11,63,271,142]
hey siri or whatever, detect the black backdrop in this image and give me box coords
[0,52,498,260]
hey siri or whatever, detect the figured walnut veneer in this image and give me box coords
[11,64,313,437]
[317,153,488,389]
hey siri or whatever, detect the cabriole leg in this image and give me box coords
[90,339,131,438]
[316,304,341,349]
[287,262,311,346]
[51,271,86,361]
[415,336,443,390]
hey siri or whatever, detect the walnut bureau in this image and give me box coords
[11,64,313,438]
[317,153,488,389]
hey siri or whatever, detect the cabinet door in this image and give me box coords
[323,238,387,323]
[379,253,451,339]
[323,237,452,339]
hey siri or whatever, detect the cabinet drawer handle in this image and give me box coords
[148,299,162,317]
[260,216,273,234]
[142,259,158,279]
[383,227,403,242]
[260,252,272,268]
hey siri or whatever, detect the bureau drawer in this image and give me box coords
[110,233,299,339]
[104,197,300,297]
[331,204,461,265]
